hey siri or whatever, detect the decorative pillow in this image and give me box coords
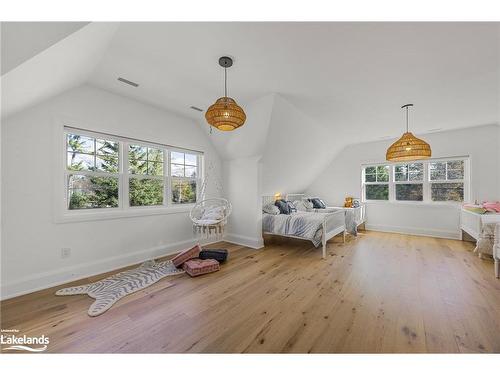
[310,198,326,209]
[199,249,228,263]
[183,258,220,277]
[171,244,201,267]
[293,200,308,212]
[483,201,500,213]
[201,207,224,221]
[263,202,280,215]
[303,199,314,210]
[286,200,297,213]
[275,199,291,215]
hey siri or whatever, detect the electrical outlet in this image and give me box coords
[61,248,71,259]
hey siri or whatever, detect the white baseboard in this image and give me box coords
[224,233,264,249]
[1,238,218,301]
[364,224,461,240]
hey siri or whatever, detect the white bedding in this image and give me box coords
[262,211,338,247]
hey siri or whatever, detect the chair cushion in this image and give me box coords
[193,219,220,225]
[201,206,224,221]
[171,244,201,267]
[183,258,220,277]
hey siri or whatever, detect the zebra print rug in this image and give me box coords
[56,260,184,317]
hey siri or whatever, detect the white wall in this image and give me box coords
[1,85,222,299]
[260,94,346,195]
[204,94,275,160]
[223,156,264,249]
[307,124,500,239]
[498,124,500,196]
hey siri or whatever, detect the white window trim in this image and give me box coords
[54,121,204,223]
[361,156,470,206]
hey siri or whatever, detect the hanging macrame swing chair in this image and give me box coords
[189,162,232,241]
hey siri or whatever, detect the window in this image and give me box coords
[362,158,468,204]
[64,128,202,213]
[363,165,389,200]
[429,160,465,202]
[170,151,198,204]
[128,145,164,206]
[394,163,423,201]
[66,134,119,210]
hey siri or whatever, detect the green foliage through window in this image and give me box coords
[365,165,389,182]
[362,159,466,203]
[365,184,389,200]
[171,179,197,204]
[129,178,164,206]
[67,134,119,173]
[129,145,164,176]
[68,175,119,209]
[431,183,464,202]
[65,130,200,211]
[395,184,423,201]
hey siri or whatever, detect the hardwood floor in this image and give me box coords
[2,231,500,353]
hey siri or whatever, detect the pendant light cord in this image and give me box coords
[406,105,409,133]
[224,67,227,98]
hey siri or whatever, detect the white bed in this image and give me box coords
[286,193,366,234]
[262,195,346,259]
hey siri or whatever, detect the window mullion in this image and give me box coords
[122,142,129,209]
[423,161,430,203]
[389,165,395,202]
[68,169,118,178]
[165,149,171,206]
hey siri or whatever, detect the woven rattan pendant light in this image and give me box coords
[205,56,246,131]
[386,104,431,161]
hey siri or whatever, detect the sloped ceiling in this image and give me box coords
[88,22,499,138]
[1,22,118,118]
[206,93,275,160]
[1,22,89,75]
[1,22,499,192]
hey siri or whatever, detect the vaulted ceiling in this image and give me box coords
[2,22,499,192]
[88,22,500,141]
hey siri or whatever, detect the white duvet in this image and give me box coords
[262,211,331,247]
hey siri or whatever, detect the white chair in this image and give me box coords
[190,198,232,240]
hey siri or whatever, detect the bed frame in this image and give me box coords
[262,195,346,259]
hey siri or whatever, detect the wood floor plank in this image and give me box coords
[1,231,499,353]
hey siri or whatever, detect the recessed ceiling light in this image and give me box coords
[427,128,443,132]
[190,106,204,112]
[379,135,393,139]
[117,77,139,87]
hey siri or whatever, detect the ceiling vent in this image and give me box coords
[190,106,204,112]
[117,77,139,87]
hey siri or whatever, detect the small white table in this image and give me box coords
[460,208,500,246]
[329,205,366,231]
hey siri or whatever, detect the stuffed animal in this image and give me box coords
[344,196,353,208]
